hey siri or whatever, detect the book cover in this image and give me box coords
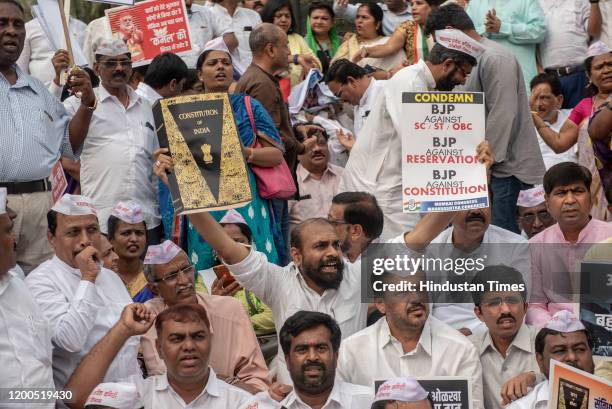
[153,93,252,214]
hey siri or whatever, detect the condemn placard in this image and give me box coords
[400,92,488,212]
[106,0,192,64]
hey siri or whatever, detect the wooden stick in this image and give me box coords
[57,0,74,66]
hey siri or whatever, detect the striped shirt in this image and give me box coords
[0,65,74,182]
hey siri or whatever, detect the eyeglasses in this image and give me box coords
[520,210,553,224]
[327,217,349,226]
[481,295,522,308]
[156,265,196,284]
[100,59,132,68]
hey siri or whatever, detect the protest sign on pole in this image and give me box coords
[399,91,488,213]
[549,359,612,408]
[105,0,193,65]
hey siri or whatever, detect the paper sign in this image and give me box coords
[375,377,472,409]
[399,92,488,212]
[549,359,612,408]
[105,0,193,65]
[580,261,612,357]
[88,0,135,6]
[50,161,68,203]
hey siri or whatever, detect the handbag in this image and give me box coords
[244,96,297,200]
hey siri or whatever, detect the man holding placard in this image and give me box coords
[339,29,484,241]
[0,0,95,273]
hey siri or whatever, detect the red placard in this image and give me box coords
[50,161,68,204]
[105,0,192,64]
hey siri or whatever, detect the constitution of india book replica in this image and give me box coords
[153,93,252,214]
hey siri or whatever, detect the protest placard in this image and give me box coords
[580,261,612,357]
[105,0,192,64]
[50,161,68,204]
[399,91,488,213]
[152,93,252,215]
[549,359,612,409]
[375,377,472,409]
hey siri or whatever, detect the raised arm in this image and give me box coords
[187,212,250,265]
[66,304,155,409]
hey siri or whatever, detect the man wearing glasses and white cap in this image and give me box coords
[25,194,140,407]
[371,377,432,409]
[64,38,162,244]
[516,186,555,239]
[507,310,596,409]
[0,187,55,408]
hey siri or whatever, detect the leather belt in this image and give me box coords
[545,65,585,77]
[0,179,52,195]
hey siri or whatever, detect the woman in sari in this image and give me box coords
[331,2,404,73]
[107,201,155,303]
[352,0,444,66]
[154,40,285,271]
[304,2,341,74]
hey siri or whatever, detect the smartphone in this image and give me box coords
[212,264,236,285]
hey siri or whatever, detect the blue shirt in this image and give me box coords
[0,65,74,182]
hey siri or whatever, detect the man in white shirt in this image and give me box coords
[135,52,189,105]
[333,0,411,36]
[24,194,139,404]
[336,271,484,409]
[538,0,601,108]
[339,30,482,240]
[516,186,556,239]
[246,311,373,408]
[66,303,254,409]
[507,311,596,409]
[17,17,86,87]
[289,132,343,228]
[324,59,386,155]
[0,187,54,408]
[468,265,542,409]
[187,212,368,384]
[208,0,262,73]
[64,39,162,241]
[529,73,576,169]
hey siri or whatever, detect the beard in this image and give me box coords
[292,360,335,394]
[436,68,461,91]
[302,256,344,290]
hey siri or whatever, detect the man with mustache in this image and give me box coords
[140,240,270,393]
[516,186,555,239]
[66,303,254,409]
[187,212,368,384]
[468,265,542,409]
[289,132,343,228]
[527,162,612,325]
[338,29,483,240]
[245,311,373,408]
[335,270,484,409]
[0,187,55,408]
[25,194,139,407]
[507,311,596,409]
[63,39,162,244]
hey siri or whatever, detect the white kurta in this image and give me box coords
[24,256,140,402]
[339,61,435,240]
[0,270,54,409]
[469,324,541,409]
[245,380,373,409]
[336,316,484,409]
[226,248,368,384]
[353,78,385,139]
[506,380,549,409]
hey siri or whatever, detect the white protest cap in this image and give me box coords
[144,240,183,265]
[373,377,429,403]
[203,37,231,56]
[95,38,130,57]
[219,209,247,225]
[111,200,144,224]
[435,29,485,59]
[545,310,586,333]
[517,185,545,208]
[0,187,6,215]
[85,382,140,409]
[51,194,98,216]
[586,41,611,59]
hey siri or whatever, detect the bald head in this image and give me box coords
[249,22,285,54]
